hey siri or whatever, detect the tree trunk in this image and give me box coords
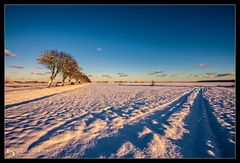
[47,73,57,88]
[47,78,54,88]
[62,75,68,86]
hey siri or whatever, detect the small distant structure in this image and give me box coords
[151,80,155,86]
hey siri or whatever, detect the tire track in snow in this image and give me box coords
[56,88,198,158]
[203,87,235,145]
[202,90,235,158]
[49,90,194,158]
[26,113,89,152]
[173,88,235,158]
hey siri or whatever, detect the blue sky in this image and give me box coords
[5,5,235,82]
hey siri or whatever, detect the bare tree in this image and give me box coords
[37,50,65,88]
[59,53,80,85]
[79,72,91,83]
[70,69,81,84]
[37,49,91,87]
[70,70,91,84]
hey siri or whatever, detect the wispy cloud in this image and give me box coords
[35,66,44,69]
[169,74,177,78]
[148,70,164,76]
[156,74,168,78]
[9,65,24,69]
[102,74,112,78]
[96,47,103,52]
[193,74,200,78]
[196,63,207,68]
[31,72,50,75]
[154,70,164,74]
[117,72,129,77]
[119,74,129,77]
[148,72,155,75]
[215,73,233,77]
[188,73,200,78]
[205,72,217,76]
[5,49,16,57]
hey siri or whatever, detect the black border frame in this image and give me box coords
[1,0,239,161]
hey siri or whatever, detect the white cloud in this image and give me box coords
[5,49,16,57]
[96,47,103,52]
[196,63,207,68]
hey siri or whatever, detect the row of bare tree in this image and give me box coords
[37,50,91,88]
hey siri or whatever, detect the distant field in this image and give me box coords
[5,83,75,92]
[5,83,47,92]
[119,82,235,87]
[5,82,235,92]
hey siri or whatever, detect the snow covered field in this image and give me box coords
[5,84,89,106]
[4,83,235,158]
